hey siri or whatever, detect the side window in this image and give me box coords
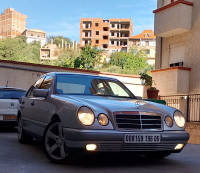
[27,77,45,97]
[34,77,44,89]
[39,75,53,89]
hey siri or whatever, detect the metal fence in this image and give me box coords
[160,94,200,122]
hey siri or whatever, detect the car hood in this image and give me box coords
[55,95,171,115]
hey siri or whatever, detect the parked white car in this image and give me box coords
[0,87,26,127]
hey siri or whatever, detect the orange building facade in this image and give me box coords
[80,18,133,54]
[0,8,27,38]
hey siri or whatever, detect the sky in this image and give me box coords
[0,0,157,42]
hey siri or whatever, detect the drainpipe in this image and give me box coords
[160,37,163,69]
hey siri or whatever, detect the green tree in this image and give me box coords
[0,36,40,63]
[56,48,80,68]
[74,45,102,70]
[102,48,150,75]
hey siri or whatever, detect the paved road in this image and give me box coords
[0,127,199,173]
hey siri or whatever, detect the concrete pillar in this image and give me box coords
[61,39,64,49]
[179,96,188,120]
[72,40,75,49]
[76,41,78,50]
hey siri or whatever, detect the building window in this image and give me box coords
[145,41,149,46]
[96,31,99,35]
[95,40,99,44]
[111,32,114,36]
[111,24,115,28]
[103,27,109,31]
[111,41,114,45]
[103,44,108,48]
[95,23,98,27]
[85,32,89,37]
[103,35,108,40]
[145,49,150,54]
[85,40,90,45]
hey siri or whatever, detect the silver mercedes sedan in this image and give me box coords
[17,72,189,163]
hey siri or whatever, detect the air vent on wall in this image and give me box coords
[170,62,183,67]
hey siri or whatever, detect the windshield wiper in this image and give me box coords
[95,94,134,99]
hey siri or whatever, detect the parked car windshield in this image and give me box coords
[0,89,26,99]
[56,74,136,98]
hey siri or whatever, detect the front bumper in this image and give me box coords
[63,128,189,152]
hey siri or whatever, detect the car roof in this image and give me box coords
[0,86,26,92]
[44,72,118,81]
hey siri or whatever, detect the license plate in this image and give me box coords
[0,115,3,120]
[3,115,16,120]
[124,134,161,143]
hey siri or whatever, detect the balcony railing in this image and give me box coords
[160,94,200,122]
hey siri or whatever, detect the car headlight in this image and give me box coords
[98,114,109,126]
[174,111,185,128]
[78,107,95,126]
[165,116,173,127]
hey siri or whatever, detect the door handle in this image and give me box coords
[31,101,35,106]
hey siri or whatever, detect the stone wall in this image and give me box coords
[186,122,200,144]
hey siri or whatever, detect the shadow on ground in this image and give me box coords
[0,126,17,133]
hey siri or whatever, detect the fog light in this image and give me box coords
[174,144,184,150]
[86,144,97,151]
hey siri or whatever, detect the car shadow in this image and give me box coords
[69,152,177,167]
[0,126,17,133]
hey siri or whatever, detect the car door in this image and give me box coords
[31,75,54,123]
[21,76,45,134]
[26,75,55,137]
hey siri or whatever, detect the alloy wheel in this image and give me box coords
[44,122,68,161]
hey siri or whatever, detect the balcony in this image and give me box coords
[154,1,193,37]
[151,67,191,96]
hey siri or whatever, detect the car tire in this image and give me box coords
[145,152,171,159]
[17,116,33,143]
[43,120,78,164]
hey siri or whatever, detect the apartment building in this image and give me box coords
[80,18,133,54]
[0,8,27,38]
[153,0,200,143]
[21,29,47,47]
[129,30,156,65]
[152,0,194,96]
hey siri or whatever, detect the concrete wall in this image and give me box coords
[0,60,145,97]
[186,122,200,144]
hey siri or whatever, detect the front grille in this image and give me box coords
[98,143,175,152]
[115,112,162,130]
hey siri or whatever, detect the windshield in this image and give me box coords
[56,74,136,98]
[0,90,26,99]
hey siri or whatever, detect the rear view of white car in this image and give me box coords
[0,87,26,127]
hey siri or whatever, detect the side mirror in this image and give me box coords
[33,89,49,98]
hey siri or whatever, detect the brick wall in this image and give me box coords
[186,122,200,144]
